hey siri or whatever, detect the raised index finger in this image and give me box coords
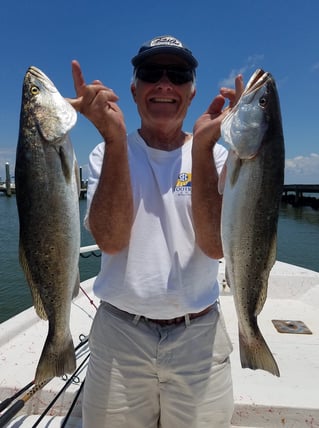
[234,74,244,105]
[71,60,86,97]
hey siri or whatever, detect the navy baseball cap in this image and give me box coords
[131,35,198,69]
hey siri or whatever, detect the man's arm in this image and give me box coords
[191,76,243,259]
[67,60,133,254]
[192,96,225,259]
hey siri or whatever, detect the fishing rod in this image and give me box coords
[0,379,50,428]
[0,381,34,413]
[0,335,88,413]
[32,353,90,427]
[0,335,89,427]
[80,285,98,310]
[61,379,85,428]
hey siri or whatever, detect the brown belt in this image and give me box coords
[145,304,214,326]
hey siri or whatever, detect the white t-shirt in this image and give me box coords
[86,130,227,319]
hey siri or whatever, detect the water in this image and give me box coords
[277,203,319,270]
[0,197,318,324]
[0,197,101,323]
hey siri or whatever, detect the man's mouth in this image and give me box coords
[150,98,176,103]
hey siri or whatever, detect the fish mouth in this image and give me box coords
[221,68,274,160]
[27,66,56,93]
[223,69,273,119]
[243,69,271,96]
[28,66,48,79]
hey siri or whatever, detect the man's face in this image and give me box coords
[131,54,196,131]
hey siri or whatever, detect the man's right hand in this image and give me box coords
[66,60,127,144]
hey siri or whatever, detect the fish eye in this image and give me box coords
[259,96,267,107]
[30,85,40,95]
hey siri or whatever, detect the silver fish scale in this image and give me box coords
[221,69,284,377]
[15,66,80,384]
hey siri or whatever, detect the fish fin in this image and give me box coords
[239,326,280,377]
[19,243,48,320]
[229,151,242,187]
[59,144,72,182]
[255,238,277,315]
[218,149,242,194]
[34,332,76,383]
[218,163,227,195]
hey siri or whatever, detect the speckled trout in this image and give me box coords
[15,66,80,383]
[220,69,285,377]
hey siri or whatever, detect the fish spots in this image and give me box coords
[16,66,80,383]
[221,68,283,377]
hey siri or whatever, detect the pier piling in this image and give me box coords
[282,184,319,209]
[5,163,11,197]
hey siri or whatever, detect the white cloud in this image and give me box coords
[219,54,265,87]
[285,153,319,184]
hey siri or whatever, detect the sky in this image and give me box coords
[0,0,318,184]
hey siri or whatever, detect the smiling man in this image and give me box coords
[69,35,243,428]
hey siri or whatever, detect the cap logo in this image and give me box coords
[150,36,183,48]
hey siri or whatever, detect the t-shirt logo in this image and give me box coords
[174,172,192,195]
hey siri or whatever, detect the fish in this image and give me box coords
[219,69,285,377]
[15,66,80,384]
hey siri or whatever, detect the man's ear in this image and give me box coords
[131,83,137,102]
[189,88,196,104]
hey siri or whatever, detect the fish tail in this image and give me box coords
[239,329,280,377]
[34,334,76,384]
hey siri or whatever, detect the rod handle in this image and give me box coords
[0,400,24,427]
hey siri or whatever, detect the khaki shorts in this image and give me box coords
[83,301,234,428]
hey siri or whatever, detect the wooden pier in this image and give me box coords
[0,163,88,198]
[1,162,317,207]
[282,184,319,209]
[0,183,87,198]
[0,163,14,196]
[283,184,319,195]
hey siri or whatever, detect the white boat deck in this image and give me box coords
[220,260,319,427]
[0,260,318,427]
[0,277,97,427]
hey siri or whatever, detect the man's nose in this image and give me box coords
[156,71,172,86]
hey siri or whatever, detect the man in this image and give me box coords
[69,35,243,428]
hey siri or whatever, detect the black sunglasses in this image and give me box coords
[135,65,194,85]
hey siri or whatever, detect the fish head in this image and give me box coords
[221,69,283,160]
[19,66,77,143]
